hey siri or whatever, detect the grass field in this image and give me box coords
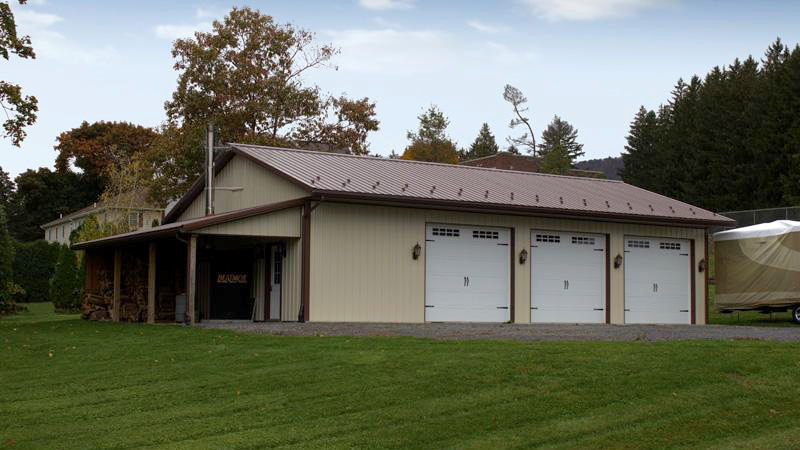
[2,304,800,449]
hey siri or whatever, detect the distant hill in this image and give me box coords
[575,156,624,180]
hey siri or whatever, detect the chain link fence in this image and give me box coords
[720,206,800,228]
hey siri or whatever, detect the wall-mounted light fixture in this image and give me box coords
[614,254,623,269]
[519,249,528,264]
[698,258,706,273]
[412,243,422,260]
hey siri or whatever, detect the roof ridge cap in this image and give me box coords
[229,143,623,184]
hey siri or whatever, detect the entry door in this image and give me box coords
[269,246,282,320]
[624,237,691,324]
[531,231,606,323]
[425,224,510,322]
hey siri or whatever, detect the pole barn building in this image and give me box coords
[74,144,734,325]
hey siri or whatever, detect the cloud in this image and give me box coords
[325,27,535,75]
[11,5,115,64]
[466,20,508,33]
[358,0,414,11]
[154,7,217,40]
[154,23,212,40]
[521,0,672,21]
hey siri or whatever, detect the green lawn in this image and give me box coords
[2,305,800,449]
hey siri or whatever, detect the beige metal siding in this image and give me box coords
[281,238,302,321]
[310,202,707,324]
[193,207,301,237]
[178,155,308,221]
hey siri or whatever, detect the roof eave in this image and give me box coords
[309,190,734,228]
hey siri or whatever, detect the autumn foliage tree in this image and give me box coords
[147,6,379,204]
[54,121,157,194]
[0,0,38,146]
[401,105,459,164]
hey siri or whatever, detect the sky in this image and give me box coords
[2,0,800,177]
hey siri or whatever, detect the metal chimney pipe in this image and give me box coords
[206,123,214,216]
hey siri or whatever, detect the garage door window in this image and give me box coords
[432,227,460,237]
[473,230,499,239]
[628,240,650,248]
[571,236,595,245]
[659,242,681,250]
[535,234,560,243]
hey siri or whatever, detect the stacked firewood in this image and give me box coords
[81,268,112,321]
[81,254,149,322]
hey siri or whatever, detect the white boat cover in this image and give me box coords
[713,220,800,310]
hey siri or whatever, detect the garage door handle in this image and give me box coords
[564,280,569,290]
[531,307,538,310]
[679,309,689,312]
[496,306,508,310]
[653,283,658,293]
[425,305,434,308]
[624,309,631,312]
[593,308,604,311]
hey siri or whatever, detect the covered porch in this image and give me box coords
[75,200,307,325]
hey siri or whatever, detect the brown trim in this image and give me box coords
[112,249,121,322]
[690,238,696,325]
[182,198,308,231]
[509,227,515,323]
[704,233,709,324]
[301,200,311,322]
[605,234,611,324]
[309,192,733,228]
[73,198,309,250]
[163,150,236,224]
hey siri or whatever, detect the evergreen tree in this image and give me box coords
[619,107,660,189]
[401,105,460,164]
[539,144,572,175]
[461,123,499,161]
[0,205,16,314]
[49,245,81,313]
[538,116,584,162]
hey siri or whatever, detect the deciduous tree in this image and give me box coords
[0,0,37,146]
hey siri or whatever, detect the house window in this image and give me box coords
[128,212,140,228]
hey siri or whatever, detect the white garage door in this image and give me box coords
[624,237,691,324]
[531,231,606,323]
[425,224,510,322]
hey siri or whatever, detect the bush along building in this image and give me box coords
[74,144,733,325]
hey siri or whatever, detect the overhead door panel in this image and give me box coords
[624,237,691,324]
[425,224,510,322]
[531,231,606,323]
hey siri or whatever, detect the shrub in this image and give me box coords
[12,239,60,302]
[50,245,81,313]
[0,205,20,315]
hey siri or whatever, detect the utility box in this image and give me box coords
[175,293,187,323]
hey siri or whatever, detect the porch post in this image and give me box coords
[186,235,197,325]
[112,249,121,322]
[147,242,156,324]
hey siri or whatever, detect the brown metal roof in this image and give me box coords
[228,144,732,227]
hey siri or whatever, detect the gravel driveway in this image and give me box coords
[197,321,800,342]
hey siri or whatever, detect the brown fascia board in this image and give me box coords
[181,198,308,231]
[308,190,735,228]
[74,198,308,250]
